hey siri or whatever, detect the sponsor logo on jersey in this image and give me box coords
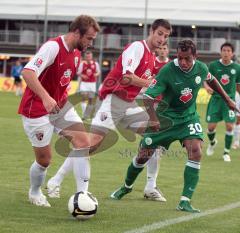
[195,76,201,84]
[220,74,230,85]
[74,57,79,68]
[149,79,157,88]
[86,68,93,76]
[60,69,72,86]
[141,69,152,80]
[179,88,193,103]
[35,131,44,141]
[231,69,236,75]
[34,58,43,68]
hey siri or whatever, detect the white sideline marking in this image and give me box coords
[124,201,240,233]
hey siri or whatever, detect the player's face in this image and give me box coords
[156,45,169,59]
[177,48,196,72]
[149,26,170,51]
[77,27,98,52]
[221,46,233,63]
[85,53,93,62]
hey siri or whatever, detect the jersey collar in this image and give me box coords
[174,58,195,73]
[61,35,70,52]
[219,59,233,66]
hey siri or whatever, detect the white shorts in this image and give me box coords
[22,102,82,147]
[91,94,149,133]
[235,92,240,117]
[79,82,96,94]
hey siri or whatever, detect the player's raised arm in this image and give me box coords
[206,73,238,112]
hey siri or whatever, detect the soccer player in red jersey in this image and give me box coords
[48,19,172,202]
[18,15,100,207]
[77,50,100,120]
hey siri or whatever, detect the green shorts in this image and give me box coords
[206,96,236,123]
[141,116,203,150]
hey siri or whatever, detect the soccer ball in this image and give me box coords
[68,191,98,220]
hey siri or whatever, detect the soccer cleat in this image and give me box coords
[206,139,218,156]
[110,185,132,200]
[29,191,51,207]
[47,180,60,198]
[223,154,231,162]
[144,187,167,202]
[232,141,239,150]
[176,200,200,213]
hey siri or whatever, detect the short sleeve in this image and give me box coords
[122,41,144,74]
[24,41,59,77]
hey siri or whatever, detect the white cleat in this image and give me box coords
[232,141,239,150]
[47,180,60,198]
[29,191,51,207]
[144,187,167,202]
[206,139,218,156]
[223,154,231,162]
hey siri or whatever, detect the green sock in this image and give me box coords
[125,162,144,187]
[224,132,233,154]
[207,131,216,145]
[182,161,200,199]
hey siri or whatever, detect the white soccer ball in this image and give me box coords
[68,191,98,220]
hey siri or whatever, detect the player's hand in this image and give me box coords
[205,86,214,95]
[148,119,160,132]
[226,98,240,113]
[42,95,60,114]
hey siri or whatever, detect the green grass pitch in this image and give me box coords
[0,92,240,233]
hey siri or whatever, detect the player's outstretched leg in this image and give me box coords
[144,149,166,202]
[110,156,145,200]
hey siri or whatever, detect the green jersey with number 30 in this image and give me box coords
[145,59,212,122]
[208,60,240,99]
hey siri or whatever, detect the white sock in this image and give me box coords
[145,149,161,190]
[71,148,90,192]
[233,124,240,143]
[50,157,73,185]
[81,102,87,116]
[29,161,47,196]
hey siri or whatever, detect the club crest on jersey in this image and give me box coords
[86,68,93,76]
[195,76,201,84]
[179,88,193,103]
[220,74,229,85]
[35,131,44,141]
[34,58,43,68]
[60,69,72,86]
[231,69,236,75]
[74,57,79,67]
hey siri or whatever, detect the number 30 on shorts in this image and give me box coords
[188,123,203,135]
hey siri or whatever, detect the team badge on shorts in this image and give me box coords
[145,137,152,145]
[35,131,44,141]
[100,112,108,121]
[179,88,193,103]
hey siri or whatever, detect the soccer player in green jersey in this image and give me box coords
[110,39,238,213]
[205,42,240,162]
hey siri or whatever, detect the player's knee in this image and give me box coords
[188,145,202,161]
[72,133,90,149]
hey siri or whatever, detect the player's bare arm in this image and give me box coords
[203,80,213,94]
[143,94,160,131]
[207,76,238,112]
[121,73,152,87]
[22,69,60,113]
